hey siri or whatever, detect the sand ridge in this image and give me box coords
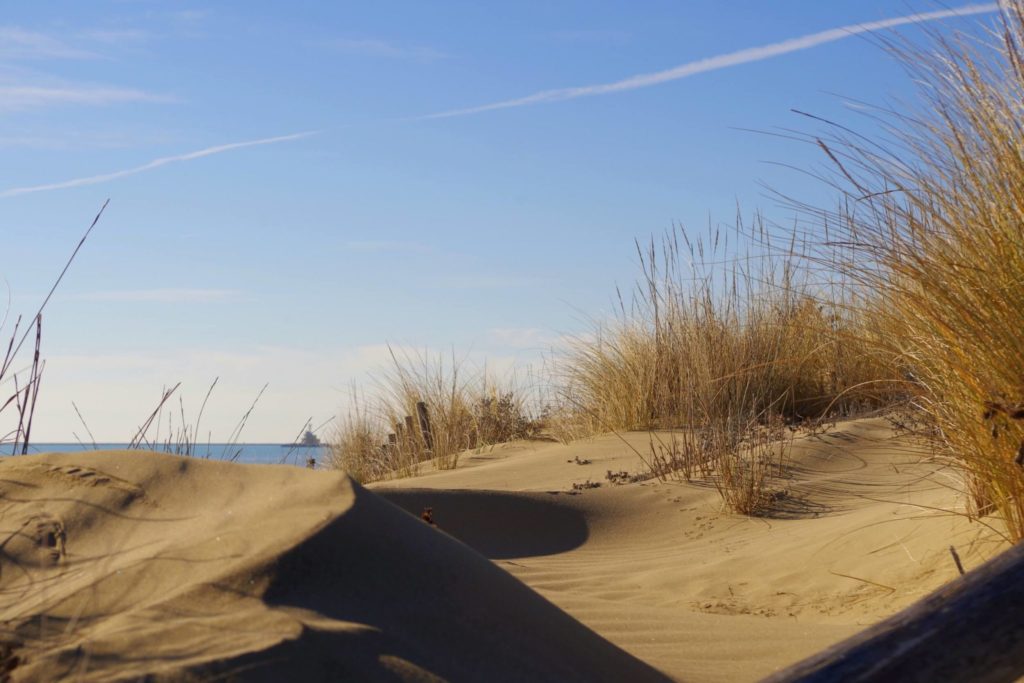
[374,417,1007,681]
[1,451,666,682]
[0,417,1007,681]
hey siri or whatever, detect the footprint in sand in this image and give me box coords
[0,513,66,571]
[48,465,112,486]
[32,514,66,565]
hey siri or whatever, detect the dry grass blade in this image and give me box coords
[130,383,181,449]
[554,217,893,513]
[801,2,1024,540]
[0,201,108,453]
[330,350,542,483]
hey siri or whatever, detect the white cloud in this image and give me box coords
[0,84,172,111]
[78,28,150,44]
[423,3,1000,119]
[75,288,240,303]
[344,240,437,254]
[0,128,172,150]
[433,274,546,289]
[9,343,519,442]
[486,327,557,349]
[9,345,365,442]
[0,130,319,197]
[0,26,96,60]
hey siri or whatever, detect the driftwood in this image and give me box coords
[764,541,1024,682]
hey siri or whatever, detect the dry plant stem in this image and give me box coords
[16,319,43,455]
[0,201,107,453]
[190,376,218,456]
[130,383,181,449]
[556,217,891,513]
[798,2,1024,539]
[3,200,108,378]
[71,401,98,450]
[330,349,541,483]
[221,383,267,461]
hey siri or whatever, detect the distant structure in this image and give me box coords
[281,430,323,449]
[298,430,321,447]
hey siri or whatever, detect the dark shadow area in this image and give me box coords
[256,483,670,683]
[758,489,834,520]
[375,488,589,559]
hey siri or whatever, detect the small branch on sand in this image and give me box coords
[949,545,966,576]
[829,570,895,594]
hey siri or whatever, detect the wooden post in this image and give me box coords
[765,541,1024,682]
[388,433,397,446]
[416,401,434,452]
[405,415,415,434]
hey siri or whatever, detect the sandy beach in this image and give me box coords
[0,417,1003,681]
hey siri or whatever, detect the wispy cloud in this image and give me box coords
[78,28,151,45]
[0,128,172,150]
[323,38,448,61]
[344,240,437,254]
[434,274,546,289]
[0,130,319,197]
[0,84,171,111]
[0,26,96,60]
[424,3,1000,119]
[76,288,239,303]
[486,327,557,349]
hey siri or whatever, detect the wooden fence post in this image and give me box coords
[416,401,434,453]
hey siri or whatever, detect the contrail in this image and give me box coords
[0,130,319,197]
[423,2,1001,119]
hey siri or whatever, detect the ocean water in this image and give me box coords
[15,443,329,468]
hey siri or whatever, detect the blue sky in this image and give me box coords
[0,1,1000,442]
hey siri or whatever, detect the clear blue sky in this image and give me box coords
[0,1,999,442]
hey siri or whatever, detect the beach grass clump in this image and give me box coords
[560,222,889,434]
[556,221,893,513]
[808,2,1024,540]
[330,348,540,483]
[330,396,405,482]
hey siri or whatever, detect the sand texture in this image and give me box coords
[1,417,1006,681]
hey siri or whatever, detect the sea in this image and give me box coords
[14,443,329,468]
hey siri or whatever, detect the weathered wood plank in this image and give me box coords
[416,401,434,453]
[763,541,1024,683]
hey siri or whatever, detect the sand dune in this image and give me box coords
[0,417,1007,681]
[375,418,1007,681]
[0,452,665,682]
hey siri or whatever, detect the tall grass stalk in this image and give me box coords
[804,2,1024,540]
[556,218,893,513]
[330,347,539,483]
[0,201,107,454]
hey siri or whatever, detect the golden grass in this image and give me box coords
[330,4,1024,528]
[329,348,539,483]
[555,220,894,513]
[801,3,1024,539]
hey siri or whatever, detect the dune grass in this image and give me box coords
[329,3,1024,531]
[554,220,894,513]
[330,347,540,483]
[799,3,1024,540]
